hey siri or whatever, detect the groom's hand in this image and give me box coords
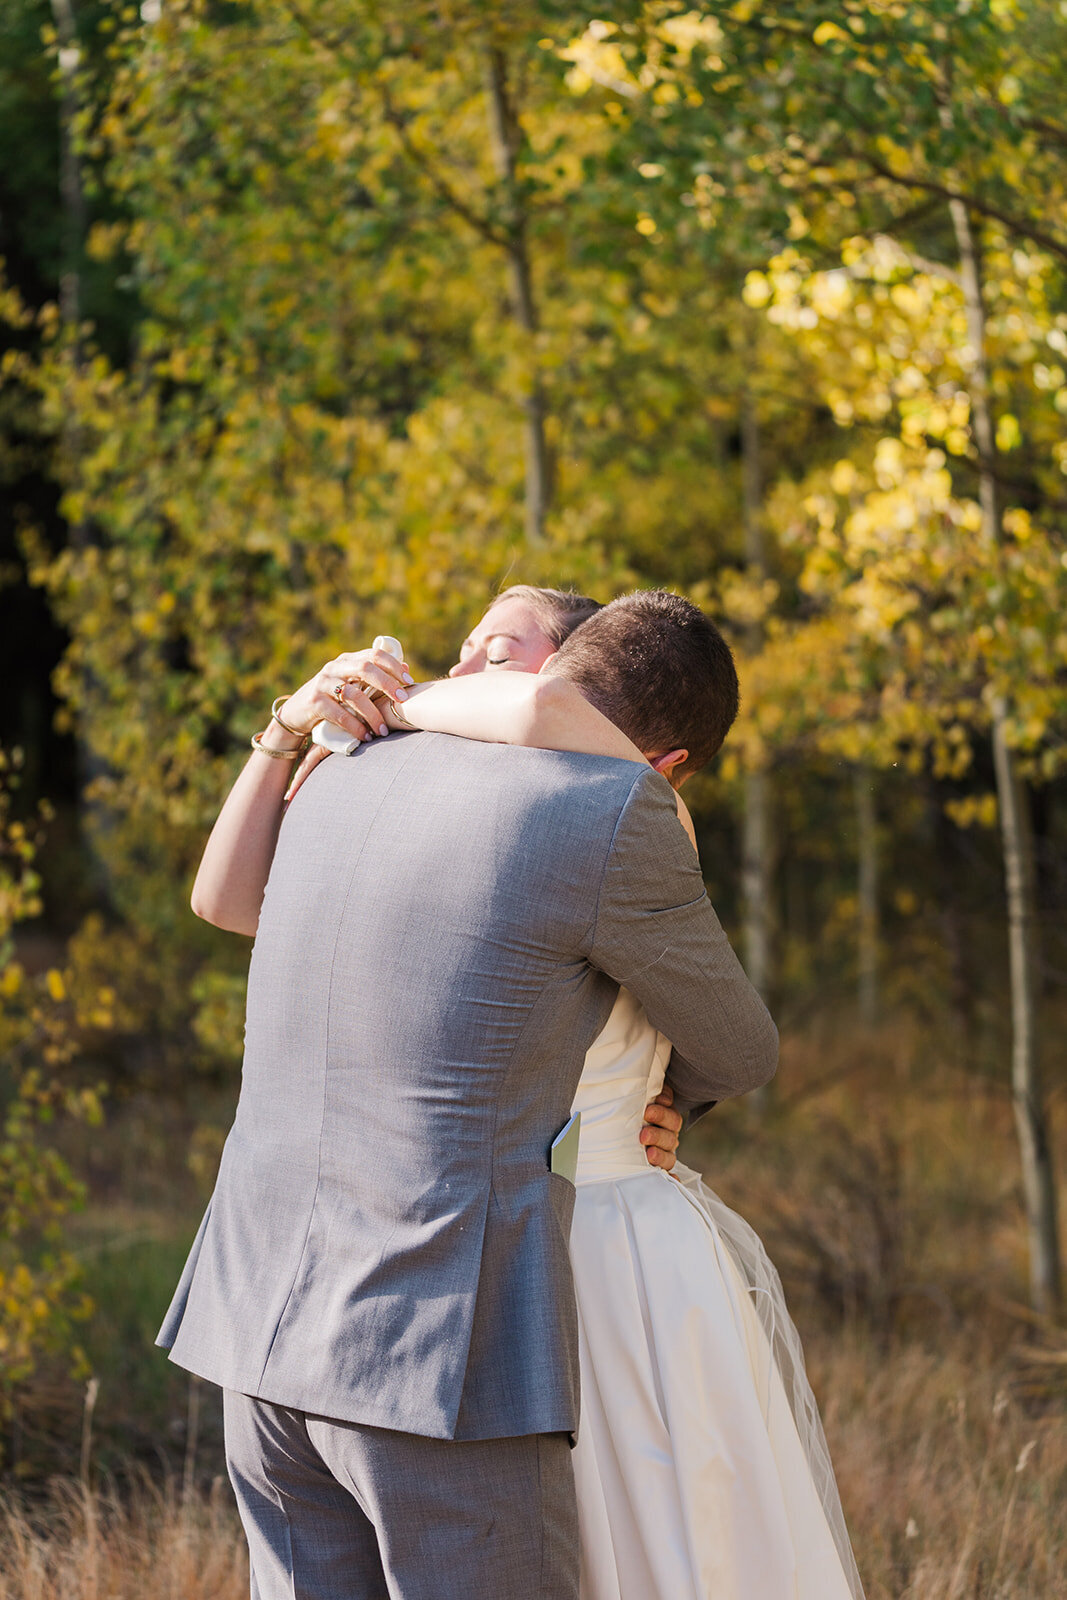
[640,1085,682,1171]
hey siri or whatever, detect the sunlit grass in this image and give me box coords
[3,1016,1064,1596]
[809,1331,1067,1598]
[685,1013,1067,1599]
[0,1477,247,1600]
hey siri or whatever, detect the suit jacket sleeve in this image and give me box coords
[588,767,778,1121]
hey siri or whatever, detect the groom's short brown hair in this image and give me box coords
[546,590,739,779]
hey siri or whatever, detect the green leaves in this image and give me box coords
[738,232,1067,780]
[0,751,107,1432]
[5,0,1066,1083]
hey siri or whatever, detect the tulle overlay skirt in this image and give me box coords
[569,1162,864,1600]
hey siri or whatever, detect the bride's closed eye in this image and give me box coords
[485,635,513,667]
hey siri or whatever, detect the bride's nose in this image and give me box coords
[449,656,481,677]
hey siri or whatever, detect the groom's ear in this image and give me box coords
[536,652,559,673]
[650,749,689,787]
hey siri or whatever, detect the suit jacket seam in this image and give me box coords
[254,733,426,1392]
[584,765,655,960]
[457,769,640,1430]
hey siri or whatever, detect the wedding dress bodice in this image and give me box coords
[571,987,671,1186]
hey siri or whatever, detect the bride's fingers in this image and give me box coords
[320,683,390,738]
[640,1124,680,1157]
[641,1108,680,1171]
[330,649,414,695]
[286,743,330,802]
[642,1100,683,1138]
[296,685,375,743]
[340,661,411,705]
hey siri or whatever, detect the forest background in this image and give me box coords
[1,2,1066,1596]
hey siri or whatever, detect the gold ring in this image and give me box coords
[356,676,387,706]
[332,681,349,707]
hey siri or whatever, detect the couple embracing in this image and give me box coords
[159,587,864,1599]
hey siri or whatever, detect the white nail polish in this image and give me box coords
[402,672,415,685]
[379,724,389,737]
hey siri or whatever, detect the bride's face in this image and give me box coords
[448,597,557,677]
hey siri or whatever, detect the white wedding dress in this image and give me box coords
[568,987,865,1600]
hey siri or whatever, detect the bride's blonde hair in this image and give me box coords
[489,585,601,648]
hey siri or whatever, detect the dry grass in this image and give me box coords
[811,1330,1067,1599]
[3,1014,1064,1597]
[685,1013,1067,1600]
[3,1347,1063,1600]
[0,1478,247,1600]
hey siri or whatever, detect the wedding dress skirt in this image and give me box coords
[568,989,864,1600]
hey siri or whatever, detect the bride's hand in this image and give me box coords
[277,647,415,745]
[641,1083,683,1172]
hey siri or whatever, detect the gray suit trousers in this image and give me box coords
[223,1391,578,1600]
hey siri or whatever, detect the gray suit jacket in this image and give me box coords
[159,732,777,1440]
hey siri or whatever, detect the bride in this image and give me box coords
[192,584,864,1600]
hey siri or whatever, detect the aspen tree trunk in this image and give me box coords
[742,772,772,1001]
[740,389,772,1002]
[485,47,550,546]
[949,197,1061,1315]
[52,0,86,337]
[51,0,111,887]
[854,767,878,1027]
[740,387,772,1110]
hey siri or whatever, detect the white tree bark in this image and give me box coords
[50,0,114,888]
[485,47,550,547]
[854,767,878,1027]
[51,0,86,339]
[990,701,1060,1315]
[949,196,1061,1316]
[742,768,772,1002]
[740,387,773,1005]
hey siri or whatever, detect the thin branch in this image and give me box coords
[856,194,946,238]
[279,0,507,247]
[277,0,361,65]
[895,247,962,288]
[856,153,1067,263]
[380,86,508,249]
[1007,113,1067,153]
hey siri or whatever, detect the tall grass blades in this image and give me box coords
[0,1477,247,1600]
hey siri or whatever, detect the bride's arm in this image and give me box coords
[674,791,698,851]
[191,741,300,936]
[192,646,412,935]
[390,674,699,843]
[388,673,648,764]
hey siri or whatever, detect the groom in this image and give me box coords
[159,589,777,1599]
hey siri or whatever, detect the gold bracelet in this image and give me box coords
[251,731,306,760]
[271,695,306,738]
